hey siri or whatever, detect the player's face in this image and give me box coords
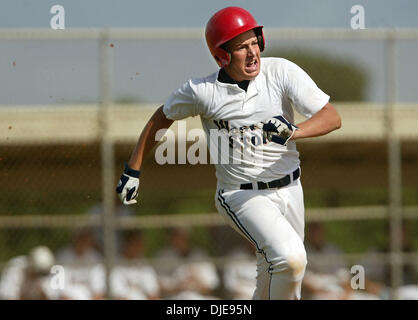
[224,29,261,81]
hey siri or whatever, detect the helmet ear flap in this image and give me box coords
[214,48,231,67]
[214,56,223,67]
[257,34,264,51]
[254,28,265,52]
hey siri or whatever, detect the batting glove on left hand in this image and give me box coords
[116,164,140,205]
[262,115,298,146]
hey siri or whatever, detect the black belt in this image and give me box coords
[240,168,300,190]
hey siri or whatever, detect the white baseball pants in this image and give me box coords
[215,179,307,300]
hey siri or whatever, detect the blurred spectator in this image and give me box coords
[222,240,257,299]
[56,227,102,265]
[55,227,105,299]
[155,227,220,299]
[361,223,417,285]
[110,230,160,300]
[358,222,418,299]
[87,202,135,253]
[305,222,346,274]
[0,246,56,300]
[330,268,381,300]
[302,222,351,299]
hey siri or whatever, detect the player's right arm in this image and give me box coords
[117,78,200,205]
[116,105,174,205]
[127,105,174,171]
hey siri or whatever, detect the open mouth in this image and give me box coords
[245,59,258,73]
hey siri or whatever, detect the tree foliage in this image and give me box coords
[265,50,368,101]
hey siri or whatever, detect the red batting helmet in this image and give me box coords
[205,7,265,68]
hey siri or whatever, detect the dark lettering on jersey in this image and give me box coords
[228,136,234,149]
[213,120,229,131]
[214,119,268,148]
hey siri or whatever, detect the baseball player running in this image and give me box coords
[116,7,341,300]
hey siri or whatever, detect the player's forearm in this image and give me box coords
[292,103,341,140]
[128,105,174,170]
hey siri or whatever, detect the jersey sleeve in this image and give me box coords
[163,80,200,120]
[282,60,330,118]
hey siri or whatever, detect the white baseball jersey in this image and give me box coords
[111,264,160,299]
[163,57,329,186]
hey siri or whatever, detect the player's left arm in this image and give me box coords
[291,102,341,140]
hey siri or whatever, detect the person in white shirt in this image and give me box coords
[223,241,257,300]
[56,227,105,299]
[111,231,160,300]
[116,7,341,300]
[302,222,349,299]
[155,227,220,300]
[0,246,55,300]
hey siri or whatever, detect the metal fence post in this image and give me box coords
[384,31,403,299]
[99,29,116,299]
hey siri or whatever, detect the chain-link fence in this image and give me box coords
[0,28,417,300]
